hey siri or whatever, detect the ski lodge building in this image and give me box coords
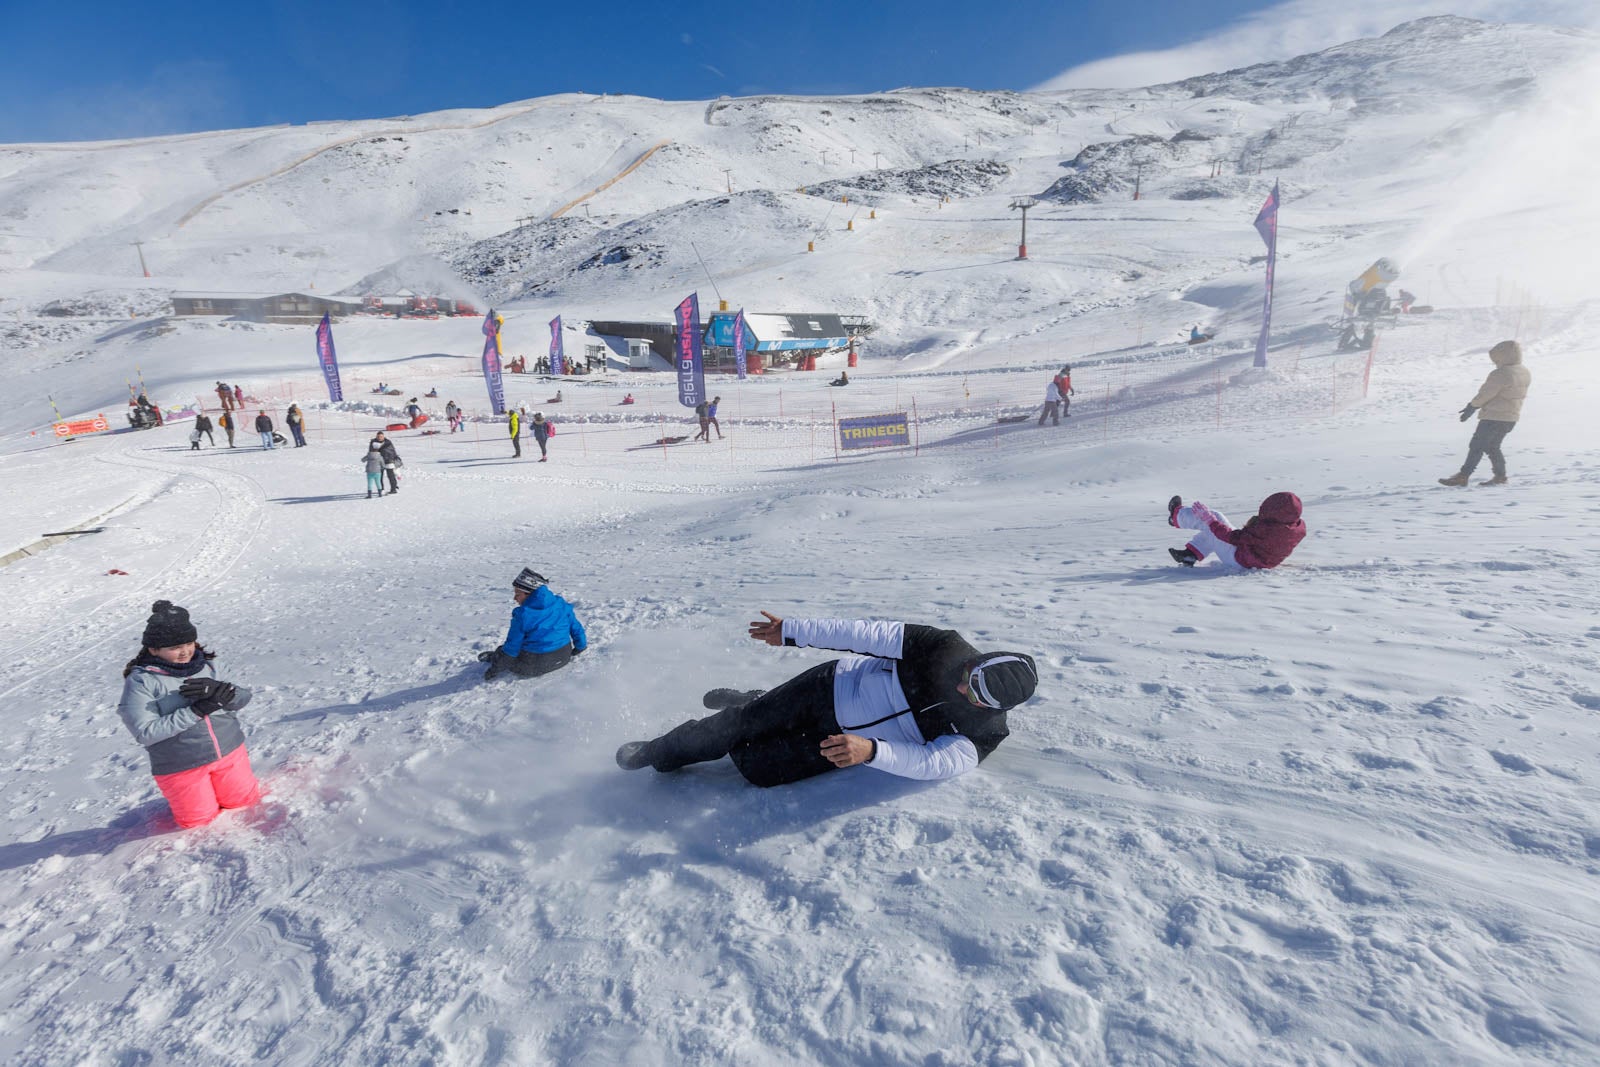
[587,312,868,373]
[170,291,362,324]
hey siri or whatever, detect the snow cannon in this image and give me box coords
[1342,258,1400,322]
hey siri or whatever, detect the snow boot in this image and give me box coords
[1479,474,1508,486]
[1169,547,1200,567]
[1167,495,1183,528]
[1438,472,1469,487]
[703,688,765,710]
[367,492,373,499]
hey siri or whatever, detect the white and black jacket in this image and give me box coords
[781,618,1010,781]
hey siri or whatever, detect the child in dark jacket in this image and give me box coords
[115,601,260,828]
[478,568,588,680]
[1167,492,1306,569]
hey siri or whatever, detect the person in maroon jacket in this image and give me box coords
[1166,491,1305,569]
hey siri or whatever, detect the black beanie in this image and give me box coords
[142,600,197,649]
[967,653,1038,710]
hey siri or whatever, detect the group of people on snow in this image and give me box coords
[507,408,554,461]
[693,396,723,442]
[1038,366,1075,426]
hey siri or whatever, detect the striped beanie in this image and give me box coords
[967,653,1038,710]
[512,568,547,593]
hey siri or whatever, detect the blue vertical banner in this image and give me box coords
[1252,180,1280,369]
[674,292,706,408]
[549,315,565,376]
[733,308,747,380]
[314,313,344,402]
[481,310,506,415]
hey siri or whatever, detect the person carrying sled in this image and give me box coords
[616,612,1038,788]
[1439,340,1531,487]
[369,431,402,493]
[115,600,261,828]
[1166,492,1306,569]
[530,412,552,462]
[477,568,588,680]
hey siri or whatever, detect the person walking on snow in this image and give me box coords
[369,431,401,493]
[1054,366,1076,416]
[1038,379,1063,426]
[477,568,588,680]
[446,400,463,433]
[194,412,214,446]
[218,410,235,447]
[1166,492,1306,569]
[531,412,552,461]
[233,384,245,408]
[254,410,275,449]
[364,443,386,498]
[216,382,233,412]
[115,600,261,828]
[707,396,723,439]
[1439,340,1531,487]
[617,612,1038,788]
[693,399,711,442]
[285,404,307,447]
[508,408,523,458]
[189,425,203,450]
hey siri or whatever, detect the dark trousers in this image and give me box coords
[289,424,306,446]
[512,434,521,457]
[1461,419,1516,477]
[647,662,840,787]
[384,467,399,492]
[503,644,572,678]
[223,427,235,446]
[1038,401,1059,426]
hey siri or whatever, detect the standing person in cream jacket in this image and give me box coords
[1440,340,1532,487]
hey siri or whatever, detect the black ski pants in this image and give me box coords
[647,662,841,787]
[1038,401,1059,426]
[489,644,572,680]
[1461,419,1516,477]
[511,433,522,458]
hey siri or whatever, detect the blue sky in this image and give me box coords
[1,0,1590,143]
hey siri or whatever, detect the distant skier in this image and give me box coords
[115,600,261,828]
[1166,492,1306,569]
[1439,340,1531,487]
[616,611,1038,787]
[477,568,588,680]
[254,410,275,449]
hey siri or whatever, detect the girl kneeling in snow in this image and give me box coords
[1166,492,1305,569]
[116,601,261,828]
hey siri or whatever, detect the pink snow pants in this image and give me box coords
[1174,502,1240,568]
[153,745,262,828]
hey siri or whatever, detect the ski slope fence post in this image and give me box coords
[1215,368,1222,428]
[832,403,839,461]
[1103,383,1110,441]
[912,398,920,456]
[659,414,669,461]
[577,416,587,458]
[1331,358,1338,415]
[993,402,999,449]
[1363,338,1378,399]
[778,388,783,419]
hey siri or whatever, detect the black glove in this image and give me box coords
[570,646,584,656]
[1458,404,1475,422]
[179,677,236,715]
[476,649,498,663]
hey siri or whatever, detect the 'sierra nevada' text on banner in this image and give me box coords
[838,412,910,451]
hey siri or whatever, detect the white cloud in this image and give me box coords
[1034,0,1600,89]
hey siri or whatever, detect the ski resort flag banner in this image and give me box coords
[481,310,506,415]
[548,315,565,376]
[674,293,707,408]
[733,308,748,380]
[1253,180,1280,369]
[314,313,344,402]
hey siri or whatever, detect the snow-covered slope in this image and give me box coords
[3,15,1600,1067]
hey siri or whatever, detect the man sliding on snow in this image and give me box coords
[616,612,1037,787]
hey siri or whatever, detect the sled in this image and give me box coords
[384,422,412,432]
[997,414,1031,424]
[408,413,430,429]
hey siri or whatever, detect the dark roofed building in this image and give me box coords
[171,291,361,324]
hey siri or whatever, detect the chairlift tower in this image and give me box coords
[1010,198,1037,260]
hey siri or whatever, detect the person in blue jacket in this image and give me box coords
[477,568,587,680]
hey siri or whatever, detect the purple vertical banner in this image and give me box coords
[674,292,706,408]
[481,310,506,415]
[1252,180,1280,369]
[314,312,344,402]
[733,308,747,380]
[548,315,565,376]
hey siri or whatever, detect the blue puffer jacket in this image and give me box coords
[116,653,252,775]
[501,586,588,656]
